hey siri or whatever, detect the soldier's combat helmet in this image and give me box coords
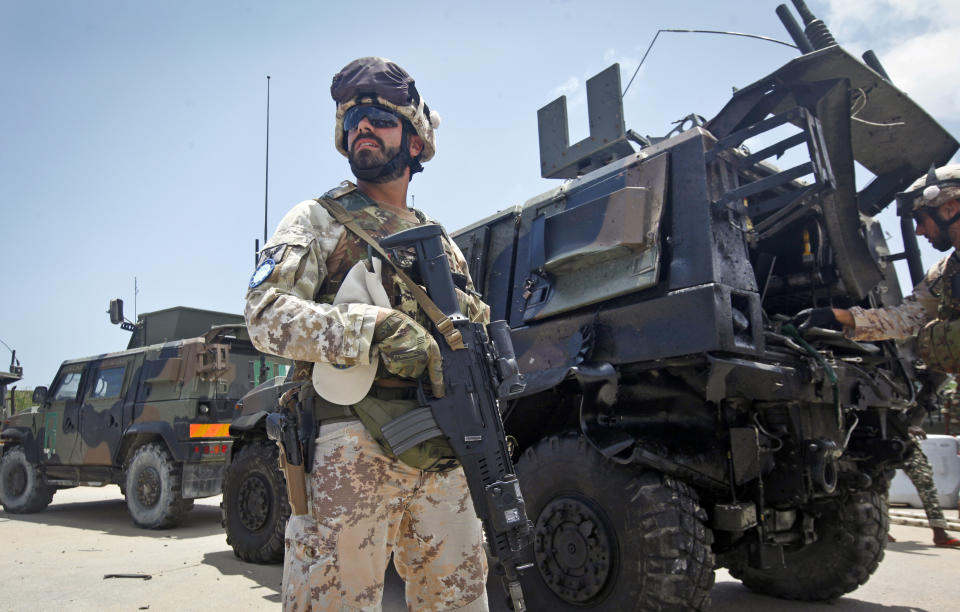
[331,57,440,180]
[897,164,960,215]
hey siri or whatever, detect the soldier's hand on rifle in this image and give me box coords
[791,307,841,332]
[908,425,927,440]
[373,309,445,398]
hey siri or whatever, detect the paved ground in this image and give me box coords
[1,487,958,611]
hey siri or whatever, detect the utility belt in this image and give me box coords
[276,379,459,515]
[311,381,459,472]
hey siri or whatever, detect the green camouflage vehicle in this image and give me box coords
[0,304,287,529]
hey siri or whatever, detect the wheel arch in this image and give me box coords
[120,423,177,466]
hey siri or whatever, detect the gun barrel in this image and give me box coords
[776,4,813,53]
[790,0,837,49]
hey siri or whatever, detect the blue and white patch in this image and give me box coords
[249,258,276,288]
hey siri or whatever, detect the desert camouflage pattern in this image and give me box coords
[900,435,948,529]
[245,181,487,387]
[846,254,952,341]
[371,311,443,394]
[281,421,488,612]
[915,254,960,372]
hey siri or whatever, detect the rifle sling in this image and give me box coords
[315,197,465,351]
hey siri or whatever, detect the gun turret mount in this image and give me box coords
[537,63,635,179]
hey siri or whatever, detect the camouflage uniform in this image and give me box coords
[901,434,949,529]
[245,182,489,611]
[844,254,955,528]
[845,253,951,341]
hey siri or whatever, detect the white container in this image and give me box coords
[888,434,960,509]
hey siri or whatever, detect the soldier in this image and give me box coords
[245,57,490,611]
[793,163,960,548]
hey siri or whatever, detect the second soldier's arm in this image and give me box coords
[841,255,948,341]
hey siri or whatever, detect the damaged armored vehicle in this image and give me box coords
[0,303,286,529]
[450,3,957,611]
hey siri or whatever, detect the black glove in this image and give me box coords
[791,307,838,331]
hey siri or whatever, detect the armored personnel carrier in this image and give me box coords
[0,304,287,529]
[448,3,956,610]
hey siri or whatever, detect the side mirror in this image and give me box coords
[32,386,48,405]
[109,299,124,325]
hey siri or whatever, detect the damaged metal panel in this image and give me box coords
[519,153,668,322]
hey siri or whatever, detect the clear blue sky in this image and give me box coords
[3,0,958,388]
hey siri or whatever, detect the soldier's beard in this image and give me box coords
[349,136,407,184]
[931,230,953,252]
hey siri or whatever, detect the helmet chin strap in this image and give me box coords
[349,125,419,183]
[927,206,960,251]
[931,207,960,234]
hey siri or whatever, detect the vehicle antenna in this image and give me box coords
[259,75,271,385]
[264,75,271,245]
[622,29,798,98]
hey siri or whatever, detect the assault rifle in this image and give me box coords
[379,224,533,612]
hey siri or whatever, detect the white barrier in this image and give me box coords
[888,434,960,509]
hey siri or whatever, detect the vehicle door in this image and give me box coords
[80,357,133,465]
[41,362,88,466]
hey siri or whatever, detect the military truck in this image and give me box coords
[221,3,956,609]
[446,4,956,610]
[0,304,287,529]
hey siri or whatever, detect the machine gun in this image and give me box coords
[378,224,533,612]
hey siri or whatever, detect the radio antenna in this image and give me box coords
[263,75,271,244]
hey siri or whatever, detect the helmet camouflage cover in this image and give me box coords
[330,57,440,162]
[896,164,960,215]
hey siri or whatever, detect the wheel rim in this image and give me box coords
[534,496,614,603]
[4,464,27,498]
[237,473,271,531]
[135,466,162,508]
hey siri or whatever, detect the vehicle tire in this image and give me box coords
[516,435,715,611]
[124,442,186,529]
[730,490,887,600]
[222,440,289,564]
[0,447,55,513]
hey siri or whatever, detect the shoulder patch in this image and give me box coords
[249,259,276,288]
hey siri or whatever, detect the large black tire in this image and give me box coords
[124,442,186,529]
[730,490,887,600]
[222,440,289,564]
[516,435,715,611]
[0,447,55,513]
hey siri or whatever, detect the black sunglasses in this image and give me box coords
[343,106,401,132]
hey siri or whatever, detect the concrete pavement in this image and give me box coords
[1,487,958,611]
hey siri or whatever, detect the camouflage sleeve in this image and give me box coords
[244,200,379,366]
[846,256,947,341]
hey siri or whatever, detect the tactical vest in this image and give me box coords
[300,183,484,471]
[918,253,960,373]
